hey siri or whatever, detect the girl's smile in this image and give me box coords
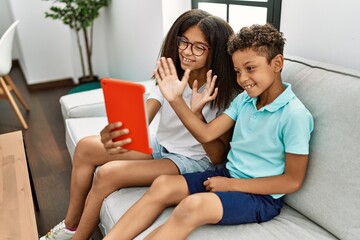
[181,56,196,63]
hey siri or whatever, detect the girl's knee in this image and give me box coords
[73,137,97,160]
[92,162,133,194]
[73,136,105,166]
[92,164,117,191]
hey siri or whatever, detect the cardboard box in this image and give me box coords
[0,131,38,240]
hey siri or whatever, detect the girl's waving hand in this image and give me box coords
[154,57,190,102]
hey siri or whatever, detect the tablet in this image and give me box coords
[101,78,152,154]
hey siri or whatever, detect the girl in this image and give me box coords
[41,9,240,240]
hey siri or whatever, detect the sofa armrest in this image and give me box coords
[60,80,155,120]
[60,88,106,119]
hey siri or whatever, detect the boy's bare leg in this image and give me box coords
[72,162,183,240]
[145,192,223,240]
[143,224,163,239]
[64,135,152,228]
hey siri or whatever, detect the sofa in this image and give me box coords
[60,55,360,239]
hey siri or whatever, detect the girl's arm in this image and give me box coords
[145,98,162,124]
[204,153,309,194]
[202,129,233,165]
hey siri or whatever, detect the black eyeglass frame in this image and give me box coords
[176,36,210,56]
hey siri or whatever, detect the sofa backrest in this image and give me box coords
[282,55,360,240]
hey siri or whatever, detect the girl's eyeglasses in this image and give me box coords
[176,36,210,56]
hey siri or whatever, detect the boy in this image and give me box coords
[104,23,314,240]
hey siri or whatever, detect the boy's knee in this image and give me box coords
[171,195,202,223]
[174,194,221,225]
[150,175,172,192]
[177,195,202,213]
[147,175,179,200]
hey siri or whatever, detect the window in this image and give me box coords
[192,0,282,31]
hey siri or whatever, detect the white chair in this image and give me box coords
[0,20,29,129]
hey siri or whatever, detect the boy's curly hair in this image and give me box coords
[227,23,286,63]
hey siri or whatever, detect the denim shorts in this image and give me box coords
[183,167,283,225]
[150,134,215,174]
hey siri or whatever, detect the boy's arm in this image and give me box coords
[205,153,309,194]
[190,74,232,164]
[199,113,233,164]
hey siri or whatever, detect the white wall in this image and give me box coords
[281,0,360,70]
[103,0,164,82]
[161,0,191,36]
[6,0,75,85]
[0,0,20,60]
[1,0,359,86]
[1,0,168,85]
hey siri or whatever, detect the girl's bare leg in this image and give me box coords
[145,192,223,240]
[64,135,151,228]
[103,175,189,240]
[72,161,183,240]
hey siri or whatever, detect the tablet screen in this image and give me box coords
[101,78,152,154]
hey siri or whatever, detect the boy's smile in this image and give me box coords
[243,83,255,90]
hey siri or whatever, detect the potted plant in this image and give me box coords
[43,0,110,83]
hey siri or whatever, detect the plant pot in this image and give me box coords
[78,75,99,84]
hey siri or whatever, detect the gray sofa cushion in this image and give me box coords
[99,187,337,240]
[282,55,360,240]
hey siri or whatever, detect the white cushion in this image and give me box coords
[65,117,108,158]
[60,89,106,119]
[65,114,159,159]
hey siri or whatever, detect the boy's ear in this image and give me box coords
[272,54,284,72]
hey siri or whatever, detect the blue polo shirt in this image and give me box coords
[224,83,314,198]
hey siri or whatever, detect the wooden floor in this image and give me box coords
[0,64,102,239]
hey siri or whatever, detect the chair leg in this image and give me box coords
[0,76,28,129]
[4,75,30,111]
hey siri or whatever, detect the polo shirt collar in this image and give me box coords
[244,82,295,112]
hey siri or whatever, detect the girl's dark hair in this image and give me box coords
[227,23,286,63]
[158,9,241,110]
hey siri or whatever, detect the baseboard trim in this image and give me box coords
[12,59,75,91]
[28,78,75,91]
[13,59,21,67]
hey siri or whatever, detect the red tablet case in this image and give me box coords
[101,78,152,154]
